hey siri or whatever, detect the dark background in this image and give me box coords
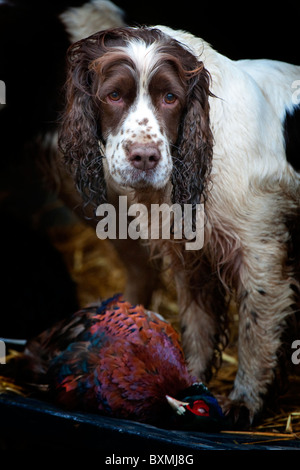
[118,1,300,64]
[2,1,300,61]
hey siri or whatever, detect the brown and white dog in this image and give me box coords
[58,16,300,426]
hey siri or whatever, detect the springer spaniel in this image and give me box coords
[59,25,300,427]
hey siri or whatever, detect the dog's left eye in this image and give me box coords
[164,93,177,104]
[108,91,122,102]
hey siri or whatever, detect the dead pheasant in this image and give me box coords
[5,294,226,430]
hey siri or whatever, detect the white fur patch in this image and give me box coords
[60,0,124,43]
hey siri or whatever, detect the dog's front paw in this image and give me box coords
[216,395,253,429]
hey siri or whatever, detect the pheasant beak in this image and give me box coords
[166,395,189,416]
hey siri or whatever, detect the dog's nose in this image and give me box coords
[129,145,161,170]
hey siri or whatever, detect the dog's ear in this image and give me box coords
[172,63,213,216]
[58,32,109,213]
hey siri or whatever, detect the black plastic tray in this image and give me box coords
[1,393,300,453]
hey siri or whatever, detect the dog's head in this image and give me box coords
[59,27,213,210]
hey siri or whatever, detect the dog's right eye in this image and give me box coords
[108,91,122,102]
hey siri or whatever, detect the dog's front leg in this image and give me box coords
[175,265,228,383]
[110,237,160,306]
[227,238,297,426]
[105,187,160,306]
